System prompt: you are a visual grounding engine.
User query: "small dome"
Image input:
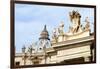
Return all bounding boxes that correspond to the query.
[39,25,50,40]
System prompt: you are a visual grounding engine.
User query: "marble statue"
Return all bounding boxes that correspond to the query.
[58,21,64,35]
[52,28,58,42]
[69,10,81,34]
[84,17,90,31]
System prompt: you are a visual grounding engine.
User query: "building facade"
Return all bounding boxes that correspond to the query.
[15,10,95,66]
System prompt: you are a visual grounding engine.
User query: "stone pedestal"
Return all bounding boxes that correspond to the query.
[84,56,90,62]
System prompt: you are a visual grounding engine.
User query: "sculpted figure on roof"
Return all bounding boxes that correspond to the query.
[69,10,82,34]
[58,21,64,35]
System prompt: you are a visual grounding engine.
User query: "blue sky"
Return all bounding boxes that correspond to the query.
[15,4,94,53]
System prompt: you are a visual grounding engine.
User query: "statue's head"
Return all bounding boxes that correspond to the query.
[59,21,64,27]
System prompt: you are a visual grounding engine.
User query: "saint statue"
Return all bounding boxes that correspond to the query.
[84,17,90,31]
[27,45,35,54]
[52,28,58,42]
[69,10,81,34]
[58,21,64,35]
